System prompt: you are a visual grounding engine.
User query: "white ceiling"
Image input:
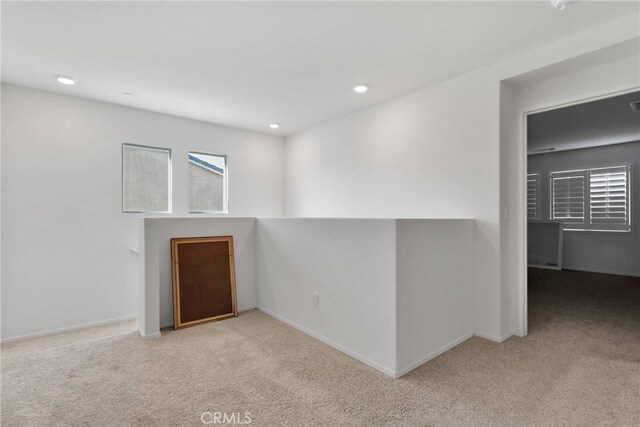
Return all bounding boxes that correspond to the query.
[528,90,640,153]
[2,1,638,136]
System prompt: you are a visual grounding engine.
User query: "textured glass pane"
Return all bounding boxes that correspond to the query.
[123,144,170,212]
[188,152,226,212]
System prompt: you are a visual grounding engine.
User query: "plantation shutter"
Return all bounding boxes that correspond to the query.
[527,173,539,219]
[589,166,630,231]
[551,171,587,227]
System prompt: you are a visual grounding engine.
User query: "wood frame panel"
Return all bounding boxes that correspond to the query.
[171,236,237,330]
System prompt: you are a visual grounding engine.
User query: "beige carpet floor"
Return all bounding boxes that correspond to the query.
[2,269,639,426]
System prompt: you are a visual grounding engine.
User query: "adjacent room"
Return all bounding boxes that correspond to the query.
[525,91,640,415]
[1,1,639,426]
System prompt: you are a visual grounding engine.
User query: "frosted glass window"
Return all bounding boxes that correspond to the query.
[188,152,227,213]
[122,143,171,212]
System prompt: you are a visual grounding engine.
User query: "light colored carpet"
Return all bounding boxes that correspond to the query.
[2,269,638,426]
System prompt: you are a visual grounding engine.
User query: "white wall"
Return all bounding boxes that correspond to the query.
[139,218,157,338]
[395,219,473,375]
[513,54,640,114]
[255,218,475,377]
[286,16,639,341]
[499,82,519,338]
[286,71,502,340]
[527,142,640,277]
[256,218,397,375]
[1,84,285,341]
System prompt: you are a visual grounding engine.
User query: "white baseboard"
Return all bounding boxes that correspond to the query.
[1,315,137,344]
[257,306,397,378]
[140,331,161,340]
[395,333,474,378]
[474,331,513,343]
[238,305,257,312]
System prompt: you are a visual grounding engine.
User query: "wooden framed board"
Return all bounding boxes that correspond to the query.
[171,236,237,329]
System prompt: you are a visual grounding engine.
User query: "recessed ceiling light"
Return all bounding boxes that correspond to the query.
[54,75,77,85]
[269,123,280,129]
[353,84,369,93]
[551,0,565,10]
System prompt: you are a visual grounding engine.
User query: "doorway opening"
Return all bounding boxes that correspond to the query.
[524,90,640,340]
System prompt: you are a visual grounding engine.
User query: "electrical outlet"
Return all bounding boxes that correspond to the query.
[313,291,319,307]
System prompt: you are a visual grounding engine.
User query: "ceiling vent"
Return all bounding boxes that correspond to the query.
[630,101,640,112]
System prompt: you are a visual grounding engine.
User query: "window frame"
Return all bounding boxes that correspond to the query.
[187,151,229,214]
[549,164,631,233]
[121,142,172,214]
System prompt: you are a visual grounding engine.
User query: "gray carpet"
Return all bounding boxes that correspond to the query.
[2,269,639,426]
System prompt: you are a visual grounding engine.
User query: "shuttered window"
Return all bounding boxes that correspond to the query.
[589,166,630,232]
[549,165,631,232]
[551,171,586,227]
[527,173,540,219]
